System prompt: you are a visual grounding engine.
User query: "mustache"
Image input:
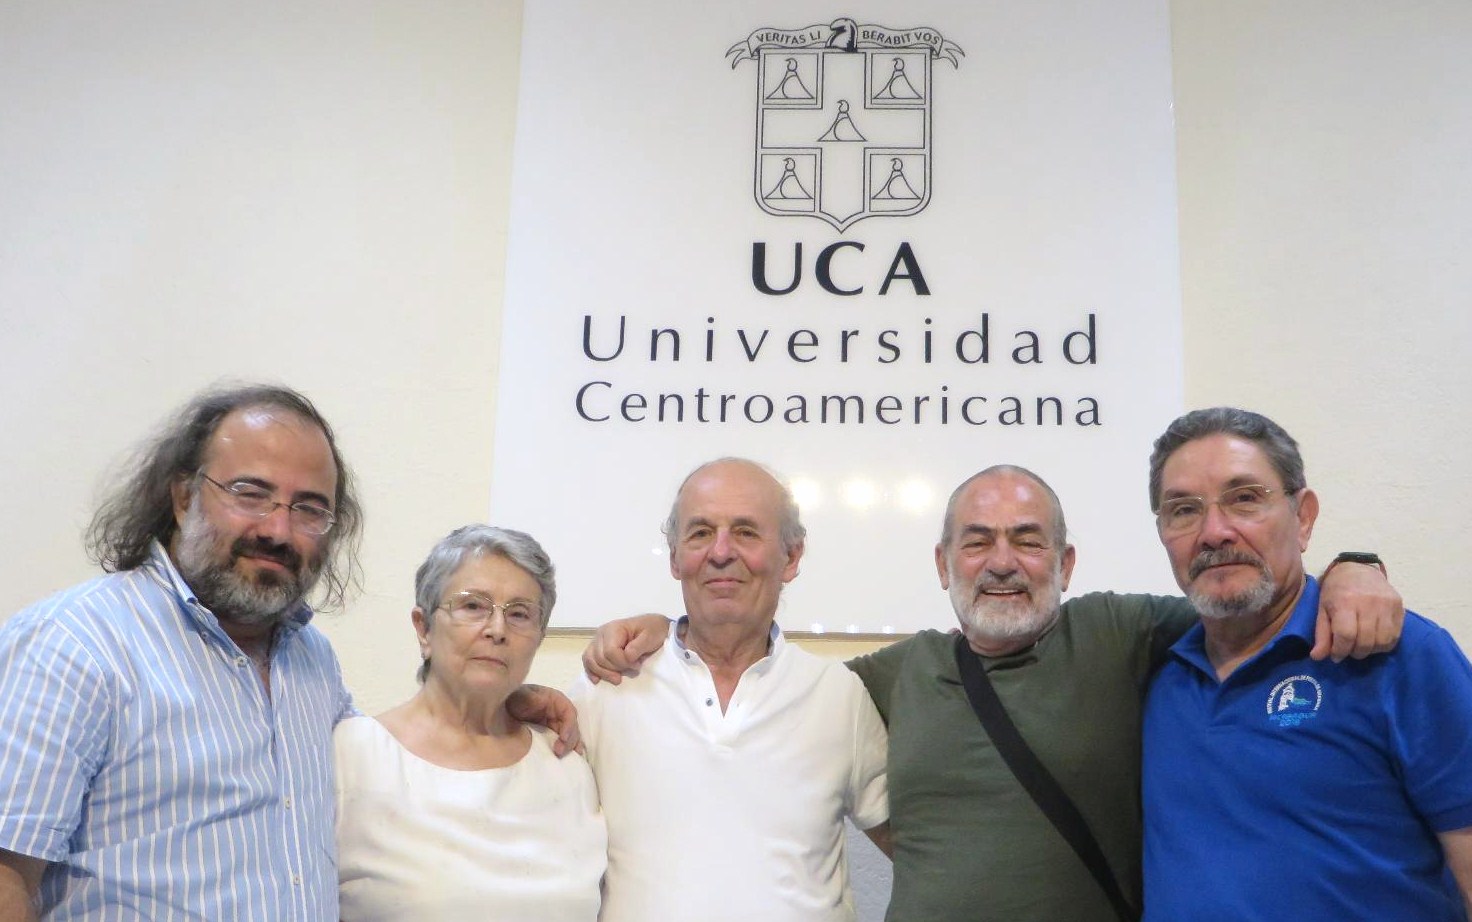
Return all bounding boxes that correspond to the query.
[1188,547,1265,581]
[973,577,1030,600]
[231,536,302,572]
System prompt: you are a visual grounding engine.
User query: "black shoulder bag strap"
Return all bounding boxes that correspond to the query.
[953,634,1139,921]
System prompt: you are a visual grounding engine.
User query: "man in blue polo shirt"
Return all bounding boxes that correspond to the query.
[1141,407,1472,920]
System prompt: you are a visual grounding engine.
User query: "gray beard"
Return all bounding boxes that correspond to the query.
[1189,578,1274,621]
[1183,544,1277,618]
[175,500,313,628]
[951,573,1063,648]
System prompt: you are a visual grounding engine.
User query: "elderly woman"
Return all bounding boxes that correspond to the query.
[334,525,605,921]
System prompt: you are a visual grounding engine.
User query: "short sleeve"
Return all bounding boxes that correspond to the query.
[1389,621,1472,832]
[845,634,916,723]
[0,615,113,861]
[1139,594,1199,669]
[566,674,601,763]
[332,656,360,723]
[846,675,890,830]
[1061,592,1198,674]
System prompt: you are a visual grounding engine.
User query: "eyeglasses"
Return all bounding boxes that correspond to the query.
[436,591,544,635]
[1155,484,1284,536]
[197,472,337,536]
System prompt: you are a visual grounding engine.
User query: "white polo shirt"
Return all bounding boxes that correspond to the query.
[571,621,889,922]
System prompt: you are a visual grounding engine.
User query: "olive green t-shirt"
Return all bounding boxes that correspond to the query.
[846,592,1195,922]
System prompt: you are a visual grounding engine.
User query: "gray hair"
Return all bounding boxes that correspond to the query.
[660,457,806,555]
[413,525,557,683]
[940,464,1068,548]
[86,382,363,610]
[1148,407,1306,510]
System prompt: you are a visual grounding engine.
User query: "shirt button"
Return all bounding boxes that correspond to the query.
[705,698,714,707]
[234,655,249,668]
[283,796,293,809]
[684,652,692,660]
[291,874,302,887]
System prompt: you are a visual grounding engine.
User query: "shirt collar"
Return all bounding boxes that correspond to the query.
[1278,576,1322,645]
[1169,576,1319,679]
[671,615,785,674]
[144,538,315,636]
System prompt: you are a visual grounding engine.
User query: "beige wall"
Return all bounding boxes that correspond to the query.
[1,0,1468,714]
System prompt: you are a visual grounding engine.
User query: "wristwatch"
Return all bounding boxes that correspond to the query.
[1327,551,1387,576]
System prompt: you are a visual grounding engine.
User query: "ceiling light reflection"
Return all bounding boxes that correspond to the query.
[790,477,823,512]
[843,479,879,510]
[897,479,935,514]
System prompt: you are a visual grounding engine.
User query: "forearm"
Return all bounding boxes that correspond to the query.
[1437,827,1472,914]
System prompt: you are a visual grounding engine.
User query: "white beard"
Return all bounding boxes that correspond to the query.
[950,566,1063,648]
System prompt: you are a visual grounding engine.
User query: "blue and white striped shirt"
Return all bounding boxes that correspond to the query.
[0,541,354,920]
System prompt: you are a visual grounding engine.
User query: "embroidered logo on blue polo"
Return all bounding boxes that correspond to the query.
[1266,674,1322,727]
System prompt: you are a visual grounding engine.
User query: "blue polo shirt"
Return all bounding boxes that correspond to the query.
[1142,577,1472,921]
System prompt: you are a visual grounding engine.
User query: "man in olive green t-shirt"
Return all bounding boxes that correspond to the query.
[846,465,1191,921]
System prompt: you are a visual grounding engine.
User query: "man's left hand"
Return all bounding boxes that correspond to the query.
[507,684,582,757]
[1313,561,1404,661]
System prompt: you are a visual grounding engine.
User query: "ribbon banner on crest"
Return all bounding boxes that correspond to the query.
[725,21,965,67]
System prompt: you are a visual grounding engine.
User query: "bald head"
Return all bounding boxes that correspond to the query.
[663,458,806,556]
[941,465,1067,549]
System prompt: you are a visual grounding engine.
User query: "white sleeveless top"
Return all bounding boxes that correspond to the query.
[335,716,606,922]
